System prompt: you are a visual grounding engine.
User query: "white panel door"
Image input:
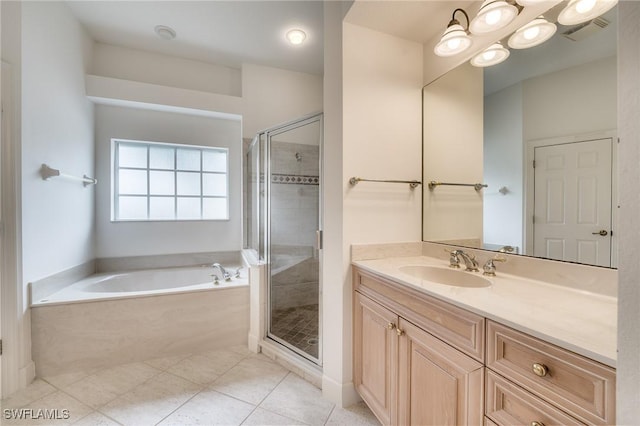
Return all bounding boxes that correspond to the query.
[533,138,612,267]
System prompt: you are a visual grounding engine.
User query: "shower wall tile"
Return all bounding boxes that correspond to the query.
[270,142,319,177]
[272,281,318,310]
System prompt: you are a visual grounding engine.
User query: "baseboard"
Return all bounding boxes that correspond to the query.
[259,339,323,388]
[19,361,36,388]
[321,374,361,408]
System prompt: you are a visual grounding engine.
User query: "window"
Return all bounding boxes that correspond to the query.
[113,139,229,221]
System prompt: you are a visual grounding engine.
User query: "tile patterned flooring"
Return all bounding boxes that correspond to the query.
[270,305,319,359]
[0,346,380,426]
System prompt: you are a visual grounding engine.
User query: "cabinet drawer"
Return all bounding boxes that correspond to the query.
[486,370,585,426]
[487,321,615,425]
[354,268,485,361]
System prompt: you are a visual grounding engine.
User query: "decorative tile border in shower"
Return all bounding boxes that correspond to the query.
[271,174,319,185]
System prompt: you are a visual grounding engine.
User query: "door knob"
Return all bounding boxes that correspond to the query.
[592,230,608,236]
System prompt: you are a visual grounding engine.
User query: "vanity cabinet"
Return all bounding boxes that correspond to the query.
[486,321,616,425]
[353,268,484,425]
[352,266,616,426]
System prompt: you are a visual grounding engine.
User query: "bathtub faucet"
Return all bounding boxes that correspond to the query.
[211,263,232,281]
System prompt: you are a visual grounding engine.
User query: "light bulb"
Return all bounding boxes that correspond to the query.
[523,26,540,40]
[286,29,306,45]
[576,0,597,13]
[483,50,497,61]
[447,38,462,50]
[485,9,502,25]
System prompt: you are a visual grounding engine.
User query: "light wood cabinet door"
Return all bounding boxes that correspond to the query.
[354,291,398,425]
[397,319,484,426]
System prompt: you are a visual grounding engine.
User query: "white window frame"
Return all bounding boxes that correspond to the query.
[112,138,229,222]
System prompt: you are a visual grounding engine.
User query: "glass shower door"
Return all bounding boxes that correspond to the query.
[266,114,322,364]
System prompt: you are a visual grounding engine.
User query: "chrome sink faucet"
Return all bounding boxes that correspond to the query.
[211,263,232,281]
[483,256,507,277]
[447,249,479,272]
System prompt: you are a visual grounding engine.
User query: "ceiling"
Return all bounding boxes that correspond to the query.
[344,1,478,45]
[66,1,325,75]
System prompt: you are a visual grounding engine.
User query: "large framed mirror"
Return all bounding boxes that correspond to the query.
[422,2,617,268]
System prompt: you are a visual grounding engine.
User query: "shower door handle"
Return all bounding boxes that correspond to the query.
[316,230,323,250]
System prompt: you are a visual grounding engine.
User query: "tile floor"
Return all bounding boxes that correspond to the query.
[270,304,319,359]
[0,345,380,426]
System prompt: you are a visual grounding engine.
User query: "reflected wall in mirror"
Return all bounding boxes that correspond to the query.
[423,3,617,268]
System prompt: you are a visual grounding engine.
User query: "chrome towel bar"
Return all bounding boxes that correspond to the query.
[40,164,97,187]
[428,181,487,191]
[349,177,422,189]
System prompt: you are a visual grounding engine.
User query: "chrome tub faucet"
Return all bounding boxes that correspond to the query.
[211,263,232,281]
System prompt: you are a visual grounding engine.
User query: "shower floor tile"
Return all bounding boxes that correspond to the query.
[271,304,319,359]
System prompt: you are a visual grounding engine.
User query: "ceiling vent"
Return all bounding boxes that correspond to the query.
[562,17,609,42]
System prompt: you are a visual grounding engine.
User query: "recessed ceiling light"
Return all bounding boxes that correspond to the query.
[286,29,307,45]
[155,25,176,41]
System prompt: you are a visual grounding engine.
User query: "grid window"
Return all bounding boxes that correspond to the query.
[113,139,229,221]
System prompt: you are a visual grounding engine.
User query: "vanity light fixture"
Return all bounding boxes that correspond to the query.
[469,0,519,35]
[508,16,557,49]
[558,0,618,25]
[515,0,550,6]
[470,41,510,67]
[434,8,473,57]
[286,29,307,45]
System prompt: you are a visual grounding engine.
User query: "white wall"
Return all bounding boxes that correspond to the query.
[91,43,241,97]
[18,0,95,390]
[523,56,617,141]
[483,82,523,250]
[481,56,617,252]
[321,0,349,406]
[423,63,484,243]
[617,1,640,421]
[241,63,323,138]
[1,0,27,397]
[95,105,242,258]
[21,1,95,284]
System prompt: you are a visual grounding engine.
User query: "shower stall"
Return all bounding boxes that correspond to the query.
[244,113,322,364]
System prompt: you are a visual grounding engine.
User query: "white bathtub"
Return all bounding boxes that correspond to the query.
[30,264,250,376]
[33,265,247,305]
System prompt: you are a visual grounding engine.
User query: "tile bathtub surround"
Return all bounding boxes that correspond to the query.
[29,260,97,305]
[31,287,249,377]
[30,251,245,306]
[0,347,380,426]
[96,250,242,273]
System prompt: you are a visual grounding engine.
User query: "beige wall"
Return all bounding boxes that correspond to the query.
[322,20,423,406]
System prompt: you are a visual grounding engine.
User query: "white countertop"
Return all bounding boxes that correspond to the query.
[353,255,617,368]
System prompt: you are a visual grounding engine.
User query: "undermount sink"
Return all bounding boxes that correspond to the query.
[398,265,491,288]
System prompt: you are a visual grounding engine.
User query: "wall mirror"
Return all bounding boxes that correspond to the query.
[422,2,617,268]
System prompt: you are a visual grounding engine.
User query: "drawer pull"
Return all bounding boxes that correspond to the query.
[532,363,549,377]
[386,322,396,330]
[531,422,545,426]
[396,328,405,336]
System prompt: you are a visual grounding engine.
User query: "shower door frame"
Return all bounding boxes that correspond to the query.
[264,112,323,366]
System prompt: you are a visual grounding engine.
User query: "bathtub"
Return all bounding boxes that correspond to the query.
[30,265,250,377]
[32,265,247,305]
